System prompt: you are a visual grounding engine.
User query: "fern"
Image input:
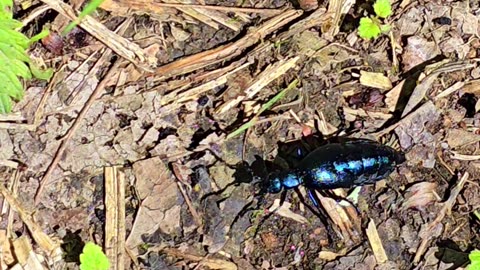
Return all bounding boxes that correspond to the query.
[0,0,53,114]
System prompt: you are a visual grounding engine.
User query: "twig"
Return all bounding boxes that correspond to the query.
[0,182,61,260]
[153,9,302,80]
[34,58,122,205]
[40,0,153,71]
[153,2,282,15]
[21,5,51,27]
[175,181,203,231]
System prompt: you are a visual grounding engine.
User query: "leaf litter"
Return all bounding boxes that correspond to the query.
[2,0,480,269]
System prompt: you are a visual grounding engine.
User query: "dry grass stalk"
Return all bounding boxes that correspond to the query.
[160,62,251,105]
[40,0,154,71]
[162,248,237,270]
[105,166,126,270]
[0,184,62,263]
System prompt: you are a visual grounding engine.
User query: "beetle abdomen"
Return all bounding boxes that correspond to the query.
[297,140,404,189]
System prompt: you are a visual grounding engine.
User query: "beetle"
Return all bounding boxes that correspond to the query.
[263,139,405,204]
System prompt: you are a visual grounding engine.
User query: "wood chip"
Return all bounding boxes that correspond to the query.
[359,71,393,91]
[269,199,309,224]
[11,236,44,269]
[461,79,480,95]
[154,10,302,80]
[0,230,15,265]
[315,191,362,245]
[385,79,405,112]
[366,219,388,264]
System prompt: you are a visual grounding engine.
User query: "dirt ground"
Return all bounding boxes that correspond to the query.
[1,0,480,269]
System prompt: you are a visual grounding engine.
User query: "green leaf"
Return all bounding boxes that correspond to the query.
[469,250,480,270]
[380,24,391,33]
[29,28,50,44]
[0,27,30,48]
[358,17,381,39]
[0,18,22,30]
[63,0,105,35]
[373,0,392,19]
[79,242,110,270]
[0,92,12,113]
[11,59,32,79]
[29,63,53,81]
[0,6,52,114]
[0,42,31,63]
[0,0,12,20]
[0,72,22,100]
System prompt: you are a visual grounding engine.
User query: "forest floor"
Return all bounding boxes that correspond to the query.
[1,0,480,269]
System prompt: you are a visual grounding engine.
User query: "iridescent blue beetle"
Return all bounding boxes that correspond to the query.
[264,140,405,202]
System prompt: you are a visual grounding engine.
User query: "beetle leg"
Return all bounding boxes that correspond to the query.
[307,188,319,207]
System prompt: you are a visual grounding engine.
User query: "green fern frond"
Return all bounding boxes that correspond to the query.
[0,2,52,114]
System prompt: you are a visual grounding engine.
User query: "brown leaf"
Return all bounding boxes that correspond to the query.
[127,157,183,256]
[402,182,438,210]
[401,36,438,72]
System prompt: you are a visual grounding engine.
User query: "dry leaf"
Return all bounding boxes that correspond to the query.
[402,36,438,72]
[402,182,439,210]
[127,157,183,256]
[318,248,348,261]
[170,24,191,42]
